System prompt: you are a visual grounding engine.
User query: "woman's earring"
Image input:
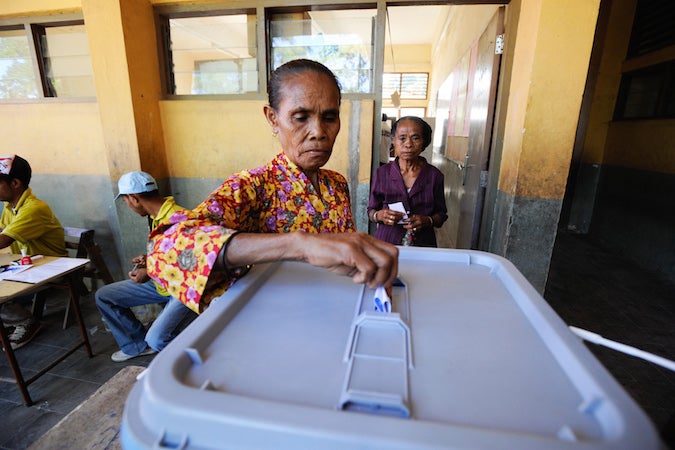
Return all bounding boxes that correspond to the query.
[272,129,278,137]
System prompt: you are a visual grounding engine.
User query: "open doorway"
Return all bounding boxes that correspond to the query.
[383,4,504,249]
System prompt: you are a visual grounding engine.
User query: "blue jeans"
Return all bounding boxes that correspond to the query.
[95,279,196,355]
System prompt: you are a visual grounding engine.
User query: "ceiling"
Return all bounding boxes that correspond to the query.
[308,5,450,46]
[171,5,452,59]
[385,5,449,45]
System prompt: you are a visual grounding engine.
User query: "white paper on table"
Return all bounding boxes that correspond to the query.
[3,257,89,283]
[387,202,408,224]
[0,264,31,281]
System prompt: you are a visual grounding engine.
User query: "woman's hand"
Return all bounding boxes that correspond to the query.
[403,214,433,232]
[221,231,399,290]
[379,208,405,226]
[300,232,399,289]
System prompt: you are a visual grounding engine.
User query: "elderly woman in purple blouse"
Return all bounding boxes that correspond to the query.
[367,116,448,247]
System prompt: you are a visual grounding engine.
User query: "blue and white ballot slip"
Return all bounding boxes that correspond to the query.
[373,286,391,313]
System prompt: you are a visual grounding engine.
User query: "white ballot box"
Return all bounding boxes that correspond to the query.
[121,247,660,449]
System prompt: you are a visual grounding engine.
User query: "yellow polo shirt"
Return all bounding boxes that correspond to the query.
[0,187,68,257]
[150,196,184,296]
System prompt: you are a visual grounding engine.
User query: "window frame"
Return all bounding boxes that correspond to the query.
[156,7,265,100]
[0,15,94,102]
[265,5,378,96]
[614,0,675,120]
[155,4,384,102]
[383,72,429,100]
[614,60,675,120]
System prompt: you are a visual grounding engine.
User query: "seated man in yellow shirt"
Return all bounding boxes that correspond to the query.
[95,171,196,362]
[0,155,68,349]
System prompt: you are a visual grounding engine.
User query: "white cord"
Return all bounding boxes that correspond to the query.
[569,326,675,372]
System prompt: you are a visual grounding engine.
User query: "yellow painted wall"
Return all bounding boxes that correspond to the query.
[160,100,272,178]
[1,0,375,202]
[0,103,107,174]
[384,44,430,67]
[583,0,675,175]
[582,0,636,166]
[3,0,168,181]
[498,0,600,199]
[82,0,142,180]
[357,100,374,183]
[0,0,607,277]
[120,0,169,178]
[0,0,79,17]
[383,44,431,112]
[0,1,105,176]
[605,120,675,173]
[160,99,373,181]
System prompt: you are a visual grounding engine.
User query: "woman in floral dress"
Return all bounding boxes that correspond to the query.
[147,59,398,313]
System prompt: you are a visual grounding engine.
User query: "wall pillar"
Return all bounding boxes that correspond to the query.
[81,0,168,268]
[564,0,636,233]
[486,0,600,292]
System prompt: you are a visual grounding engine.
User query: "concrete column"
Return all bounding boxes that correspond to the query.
[486,0,600,292]
[81,0,168,267]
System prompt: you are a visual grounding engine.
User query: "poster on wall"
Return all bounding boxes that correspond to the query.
[437,40,478,164]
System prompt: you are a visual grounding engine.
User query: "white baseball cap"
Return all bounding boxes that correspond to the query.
[116,171,158,200]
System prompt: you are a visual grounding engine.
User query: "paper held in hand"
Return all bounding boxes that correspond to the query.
[373,285,392,313]
[387,201,408,224]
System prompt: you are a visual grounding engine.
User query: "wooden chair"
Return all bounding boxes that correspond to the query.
[63,227,114,292]
[32,227,114,329]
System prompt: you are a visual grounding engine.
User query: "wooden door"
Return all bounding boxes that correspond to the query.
[434,8,503,249]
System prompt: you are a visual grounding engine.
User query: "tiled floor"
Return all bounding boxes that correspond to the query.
[0,292,153,450]
[0,232,674,449]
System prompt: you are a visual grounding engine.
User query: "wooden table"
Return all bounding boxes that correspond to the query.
[0,254,93,406]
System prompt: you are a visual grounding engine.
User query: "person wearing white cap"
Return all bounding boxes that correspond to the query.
[0,154,68,350]
[95,171,196,362]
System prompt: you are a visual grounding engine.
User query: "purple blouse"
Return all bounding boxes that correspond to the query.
[368,157,448,247]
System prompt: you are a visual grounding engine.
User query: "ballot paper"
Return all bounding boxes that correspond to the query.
[0,264,31,281]
[2,258,88,283]
[373,286,392,313]
[387,202,408,224]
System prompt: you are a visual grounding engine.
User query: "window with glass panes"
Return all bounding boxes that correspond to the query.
[0,22,94,100]
[165,12,258,95]
[268,9,376,94]
[614,0,675,119]
[382,73,428,99]
[0,28,39,99]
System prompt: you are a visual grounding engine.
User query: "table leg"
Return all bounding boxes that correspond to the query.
[0,318,33,406]
[67,274,93,357]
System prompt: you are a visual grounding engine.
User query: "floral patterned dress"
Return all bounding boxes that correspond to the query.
[146,152,355,313]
